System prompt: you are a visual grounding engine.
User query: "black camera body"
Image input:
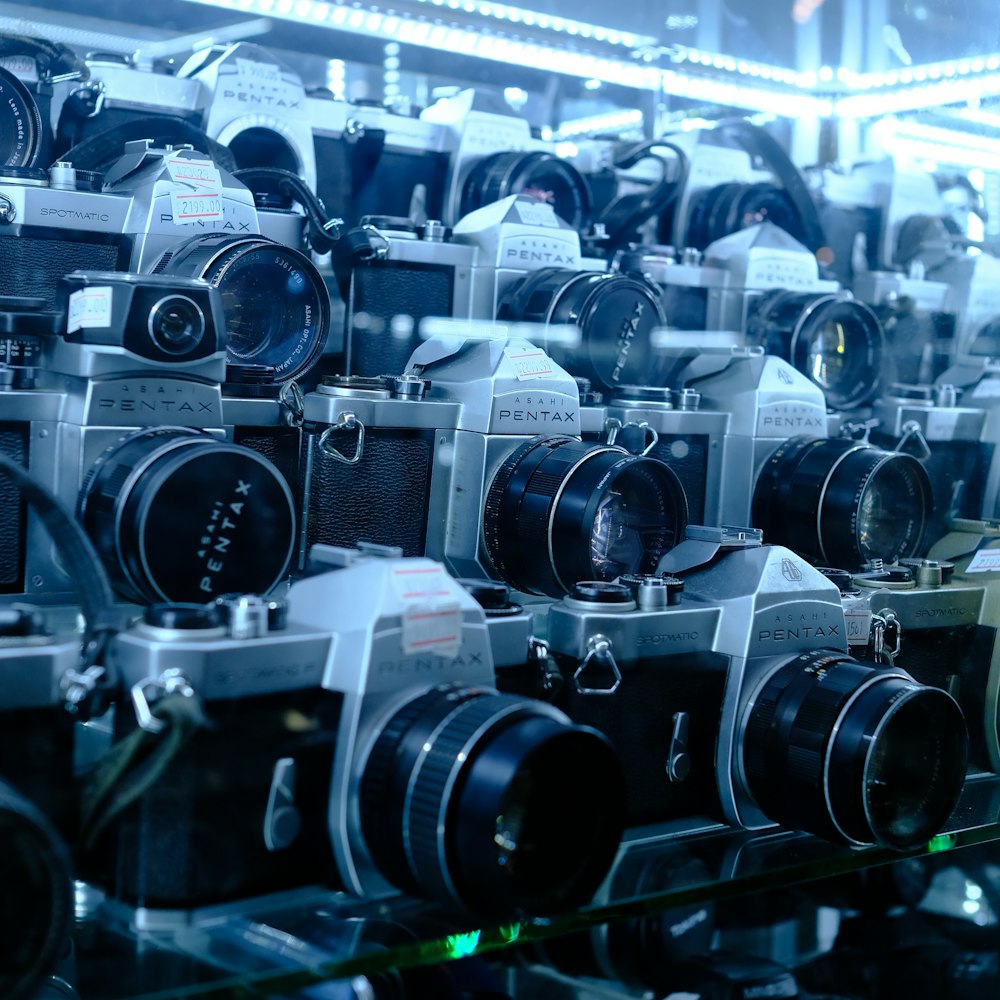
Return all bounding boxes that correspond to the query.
[300,334,687,598]
[510,526,968,849]
[0,270,297,606]
[95,546,623,915]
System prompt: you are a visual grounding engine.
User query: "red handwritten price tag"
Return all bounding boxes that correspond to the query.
[166,156,224,224]
[503,345,556,381]
[967,549,1000,573]
[391,565,462,658]
[67,287,113,333]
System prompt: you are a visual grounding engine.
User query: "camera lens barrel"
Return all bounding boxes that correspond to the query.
[0,780,72,1000]
[499,268,668,393]
[484,436,688,597]
[747,290,885,410]
[752,436,932,569]
[154,233,329,383]
[360,684,624,915]
[78,427,296,603]
[0,68,44,168]
[743,651,968,848]
[460,150,592,232]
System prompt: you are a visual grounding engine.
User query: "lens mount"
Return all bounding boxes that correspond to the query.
[742,651,967,848]
[78,427,296,603]
[155,233,329,383]
[460,150,592,231]
[499,268,667,393]
[748,290,885,410]
[360,684,624,914]
[147,294,206,356]
[0,780,72,1000]
[483,436,687,597]
[0,68,44,168]
[752,436,931,570]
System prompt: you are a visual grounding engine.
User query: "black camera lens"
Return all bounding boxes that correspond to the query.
[78,427,296,603]
[460,151,592,231]
[484,437,687,597]
[155,234,329,383]
[498,268,667,393]
[147,294,206,356]
[0,781,72,1000]
[361,685,624,914]
[747,291,885,410]
[743,651,968,848]
[0,68,44,168]
[683,181,808,250]
[752,436,932,570]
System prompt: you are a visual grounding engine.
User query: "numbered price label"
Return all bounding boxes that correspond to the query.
[67,287,113,333]
[966,548,1000,573]
[503,345,556,381]
[391,565,463,658]
[166,156,224,225]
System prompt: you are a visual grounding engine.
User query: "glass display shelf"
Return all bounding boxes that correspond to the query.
[73,772,1000,999]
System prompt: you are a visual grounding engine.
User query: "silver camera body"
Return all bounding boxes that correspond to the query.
[581,348,829,529]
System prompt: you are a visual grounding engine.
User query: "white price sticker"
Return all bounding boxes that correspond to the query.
[844,609,873,645]
[966,548,1000,573]
[67,287,113,333]
[391,565,463,658]
[166,156,224,224]
[235,57,283,85]
[512,199,560,228]
[503,345,556,381]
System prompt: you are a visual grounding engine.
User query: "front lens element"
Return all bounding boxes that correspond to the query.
[743,652,967,848]
[484,437,688,597]
[748,291,885,410]
[752,436,931,570]
[78,427,296,603]
[148,295,206,356]
[157,235,330,383]
[360,685,624,914]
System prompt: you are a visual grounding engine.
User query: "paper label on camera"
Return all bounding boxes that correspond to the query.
[391,565,463,657]
[844,609,873,644]
[166,156,224,224]
[503,345,556,380]
[965,549,1000,573]
[67,287,113,333]
[235,57,283,85]
[512,199,561,228]
[969,378,1000,399]
[0,56,39,82]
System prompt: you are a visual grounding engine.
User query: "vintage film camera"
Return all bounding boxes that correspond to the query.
[345,194,666,392]
[622,221,886,412]
[92,544,623,915]
[0,139,330,383]
[580,347,931,571]
[0,270,299,606]
[300,330,688,598]
[502,525,968,848]
[176,42,316,193]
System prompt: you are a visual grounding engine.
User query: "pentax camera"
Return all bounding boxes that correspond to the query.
[581,347,932,571]
[299,331,688,598]
[94,544,624,915]
[346,194,666,392]
[622,221,886,411]
[0,139,329,384]
[508,525,968,848]
[0,270,297,605]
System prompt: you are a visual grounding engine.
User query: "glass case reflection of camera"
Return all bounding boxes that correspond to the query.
[622,221,886,412]
[84,544,623,916]
[344,194,667,392]
[581,348,931,572]
[500,525,968,850]
[300,332,688,598]
[0,270,300,606]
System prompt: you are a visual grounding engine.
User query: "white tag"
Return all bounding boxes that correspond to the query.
[166,156,224,224]
[0,55,39,82]
[391,565,462,658]
[503,345,556,380]
[235,57,283,85]
[67,287,113,333]
[512,199,560,228]
[970,378,1000,399]
[844,609,873,644]
[966,548,1000,573]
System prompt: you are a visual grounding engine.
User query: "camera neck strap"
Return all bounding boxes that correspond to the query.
[0,34,87,84]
